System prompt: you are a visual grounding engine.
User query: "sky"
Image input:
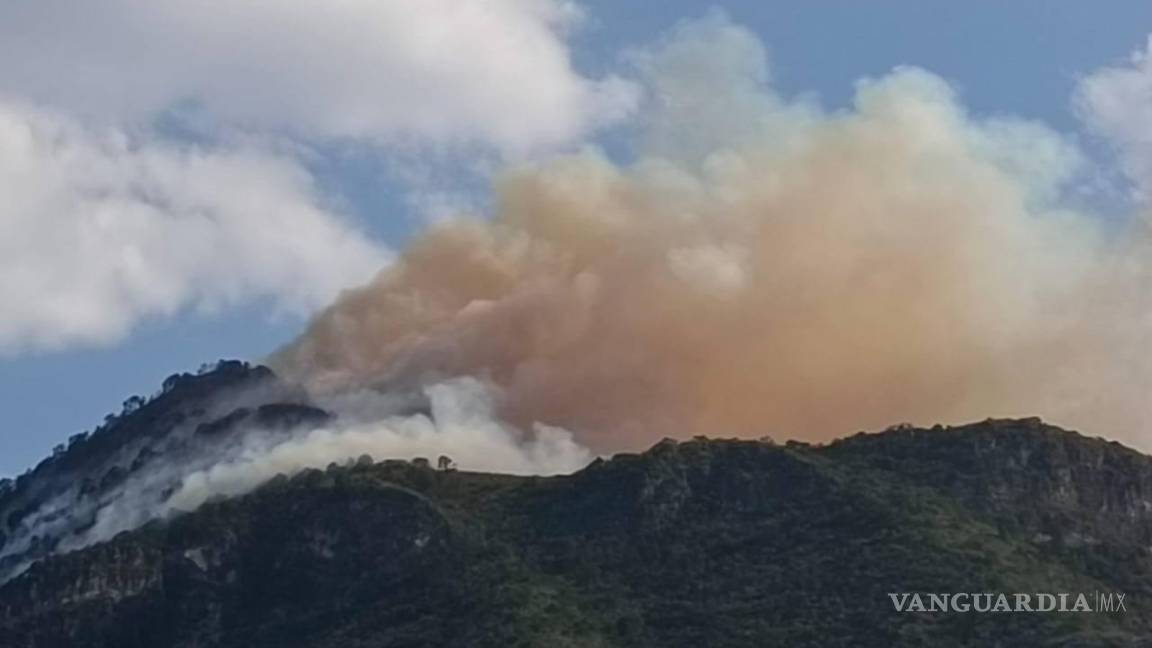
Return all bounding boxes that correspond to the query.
[3,1,1152,476]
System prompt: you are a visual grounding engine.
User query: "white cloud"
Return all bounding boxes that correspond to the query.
[0,101,390,353]
[1076,36,1152,198]
[0,1,637,354]
[0,0,636,154]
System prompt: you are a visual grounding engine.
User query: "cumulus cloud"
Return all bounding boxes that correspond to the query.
[0,101,389,353]
[0,0,636,153]
[273,17,1152,452]
[0,0,641,354]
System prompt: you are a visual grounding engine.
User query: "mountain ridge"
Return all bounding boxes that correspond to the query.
[1,363,1150,646]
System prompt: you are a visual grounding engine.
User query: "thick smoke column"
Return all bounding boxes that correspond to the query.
[274,18,1151,451]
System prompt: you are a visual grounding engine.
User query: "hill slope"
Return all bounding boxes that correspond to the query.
[2,393,1151,646]
[0,361,327,582]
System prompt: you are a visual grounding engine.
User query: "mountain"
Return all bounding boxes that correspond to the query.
[1,364,1151,646]
[0,361,328,583]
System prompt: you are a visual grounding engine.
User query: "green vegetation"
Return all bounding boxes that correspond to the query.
[2,419,1151,646]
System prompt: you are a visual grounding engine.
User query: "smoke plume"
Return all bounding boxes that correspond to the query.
[0,376,589,582]
[5,17,1152,582]
[163,378,589,512]
[273,17,1151,452]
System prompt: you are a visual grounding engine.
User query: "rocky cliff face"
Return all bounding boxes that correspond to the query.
[826,419,1152,550]
[1,400,1150,646]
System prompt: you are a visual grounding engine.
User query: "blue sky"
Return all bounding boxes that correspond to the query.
[3,1,1152,476]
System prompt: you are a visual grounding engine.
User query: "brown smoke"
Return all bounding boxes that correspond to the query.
[272,21,1151,453]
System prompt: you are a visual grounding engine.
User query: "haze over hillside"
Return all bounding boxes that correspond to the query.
[2,381,1150,646]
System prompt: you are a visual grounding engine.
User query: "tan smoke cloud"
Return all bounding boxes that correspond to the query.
[272,17,1151,452]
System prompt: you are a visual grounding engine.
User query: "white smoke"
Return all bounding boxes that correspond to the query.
[0,376,588,582]
[68,378,587,552]
[165,378,588,511]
